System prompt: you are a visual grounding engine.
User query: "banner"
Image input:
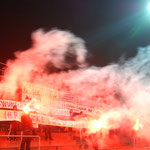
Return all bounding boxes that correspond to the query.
[0,109,84,128]
[0,99,23,109]
[50,101,94,114]
[0,99,94,115]
[22,82,59,102]
[0,82,96,114]
[0,82,98,126]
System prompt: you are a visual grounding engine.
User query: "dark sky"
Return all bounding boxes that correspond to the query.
[1,0,150,66]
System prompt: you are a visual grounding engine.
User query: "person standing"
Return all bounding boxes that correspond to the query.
[8,105,19,141]
[44,125,53,142]
[20,106,33,150]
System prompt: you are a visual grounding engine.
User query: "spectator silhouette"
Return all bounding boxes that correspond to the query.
[20,105,33,150]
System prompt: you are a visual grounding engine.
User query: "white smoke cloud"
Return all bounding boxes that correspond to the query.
[2,29,88,89]
[1,29,150,147]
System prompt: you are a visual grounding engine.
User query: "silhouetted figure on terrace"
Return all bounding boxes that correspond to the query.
[44,125,53,142]
[20,107,33,150]
[8,105,19,141]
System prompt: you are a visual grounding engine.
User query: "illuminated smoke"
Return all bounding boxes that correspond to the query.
[1,29,150,148]
[2,29,87,90]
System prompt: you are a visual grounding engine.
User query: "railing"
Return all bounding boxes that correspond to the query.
[0,135,40,150]
[79,136,150,150]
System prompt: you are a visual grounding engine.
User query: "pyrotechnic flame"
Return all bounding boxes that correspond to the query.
[133,119,143,131]
[23,103,31,114]
[88,118,106,133]
[87,110,123,134]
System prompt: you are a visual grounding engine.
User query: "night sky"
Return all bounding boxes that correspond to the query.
[1,0,150,66]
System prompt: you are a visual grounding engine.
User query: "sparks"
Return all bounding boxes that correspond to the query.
[23,103,31,114]
[87,118,106,133]
[133,119,143,131]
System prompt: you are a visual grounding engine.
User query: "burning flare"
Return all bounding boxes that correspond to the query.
[133,119,143,131]
[88,118,106,133]
[23,103,31,114]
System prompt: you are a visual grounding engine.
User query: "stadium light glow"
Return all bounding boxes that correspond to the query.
[148,2,150,11]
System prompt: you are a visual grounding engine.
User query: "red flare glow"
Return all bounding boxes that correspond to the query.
[87,118,106,133]
[133,119,143,131]
[23,103,31,114]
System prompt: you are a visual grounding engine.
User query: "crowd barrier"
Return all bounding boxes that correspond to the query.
[0,134,40,150]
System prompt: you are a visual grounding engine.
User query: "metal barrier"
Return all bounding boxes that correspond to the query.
[0,134,40,150]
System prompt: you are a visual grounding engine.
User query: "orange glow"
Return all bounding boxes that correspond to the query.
[133,119,143,131]
[88,118,106,133]
[23,103,31,114]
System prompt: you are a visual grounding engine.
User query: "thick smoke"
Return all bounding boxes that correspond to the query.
[2,29,87,90]
[1,29,150,148]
